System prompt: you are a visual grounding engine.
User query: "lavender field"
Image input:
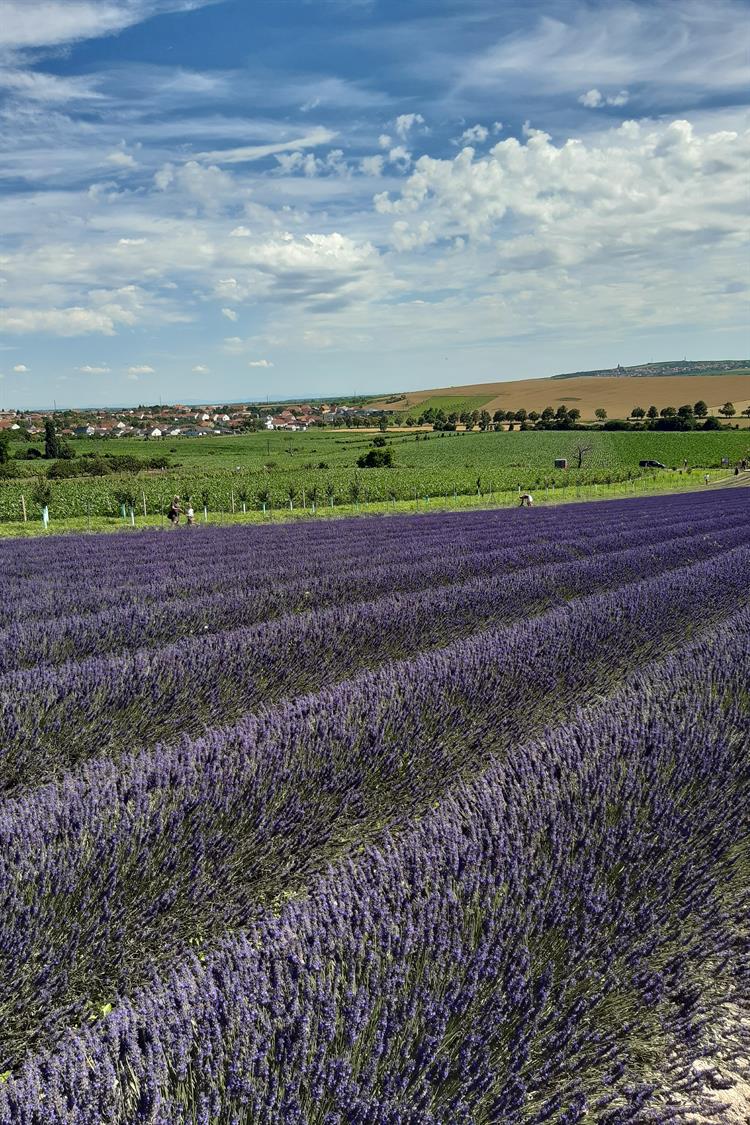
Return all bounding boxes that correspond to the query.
[0,490,748,1124]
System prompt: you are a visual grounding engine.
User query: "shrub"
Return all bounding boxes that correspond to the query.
[357,448,393,468]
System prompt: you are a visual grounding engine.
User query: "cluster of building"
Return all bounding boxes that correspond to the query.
[0,401,382,439]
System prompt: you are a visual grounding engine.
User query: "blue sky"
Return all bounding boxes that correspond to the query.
[0,0,748,408]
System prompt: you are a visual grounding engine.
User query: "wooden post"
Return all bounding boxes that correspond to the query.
[20,494,27,522]
[231,489,235,514]
[142,490,147,517]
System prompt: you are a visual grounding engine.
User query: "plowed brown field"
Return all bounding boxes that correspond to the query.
[373,374,750,420]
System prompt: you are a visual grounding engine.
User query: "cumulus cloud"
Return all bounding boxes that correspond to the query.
[221,307,238,321]
[0,304,136,335]
[12,363,28,372]
[457,124,489,145]
[77,364,110,374]
[374,118,750,295]
[387,145,411,170]
[192,364,210,373]
[579,88,629,108]
[106,149,137,168]
[248,359,273,367]
[359,154,385,176]
[126,364,155,379]
[394,113,425,139]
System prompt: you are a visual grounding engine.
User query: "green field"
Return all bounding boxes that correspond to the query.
[1,429,748,522]
[405,394,495,415]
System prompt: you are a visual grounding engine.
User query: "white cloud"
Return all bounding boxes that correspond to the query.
[359,154,385,176]
[127,364,155,378]
[387,145,411,169]
[248,358,273,367]
[192,364,210,373]
[12,363,28,372]
[0,67,101,102]
[373,118,750,327]
[579,88,630,108]
[106,149,138,168]
[394,113,425,139]
[457,124,489,145]
[221,307,238,321]
[230,226,252,237]
[579,89,604,108]
[459,2,748,96]
[0,304,135,335]
[77,364,110,374]
[196,128,336,165]
[378,134,392,149]
[0,1,216,51]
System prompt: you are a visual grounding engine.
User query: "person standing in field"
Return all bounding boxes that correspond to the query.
[519,492,534,507]
[167,495,181,525]
[186,503,195,526]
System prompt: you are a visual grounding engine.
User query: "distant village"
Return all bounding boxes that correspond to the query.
[0,401,388,440]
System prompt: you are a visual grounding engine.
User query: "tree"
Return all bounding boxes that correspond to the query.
[595,408,607,421]
[357,448,393,468]
[541,406,555,421]
[703,416,722,430]
[31,477,52,512]
[479,410,491,431]
[573,443,592,469]
[567,408,581,423]
[0,432,9,464]
[742,406,750,419]
[514,409,527,423]
[660,406,677,419]
[555,405,568,420]
[378,414,388,432]
[372,435,387,447]
[647,406,659,420]
[694,400,708,418]
[677,404,694,419]
[631,406,646,419]
[719,401,736,418]
[492,410,504,423]
[44,418,60,460]
[528,410,540,423]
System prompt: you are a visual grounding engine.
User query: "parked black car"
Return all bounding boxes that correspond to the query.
[639,459,667,468]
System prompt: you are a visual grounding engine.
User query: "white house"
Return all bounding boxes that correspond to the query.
[264,415,275,429]
[149,427,163,438]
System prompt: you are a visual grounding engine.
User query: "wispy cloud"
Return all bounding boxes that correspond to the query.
[196,128,337,165]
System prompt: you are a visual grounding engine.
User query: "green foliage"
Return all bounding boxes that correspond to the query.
[0,430,748,521]
[358,448,393,468]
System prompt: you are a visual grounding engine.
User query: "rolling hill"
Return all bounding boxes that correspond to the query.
[372,372,750,421]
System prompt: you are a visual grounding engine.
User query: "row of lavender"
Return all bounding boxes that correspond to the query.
[0,491,748,1121]
[2,501,747,670]
[1,602,748,1121]
[1,521,747,796]
[1,491,743,620]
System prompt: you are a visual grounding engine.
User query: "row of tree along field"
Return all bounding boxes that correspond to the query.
[416,400,747,431]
